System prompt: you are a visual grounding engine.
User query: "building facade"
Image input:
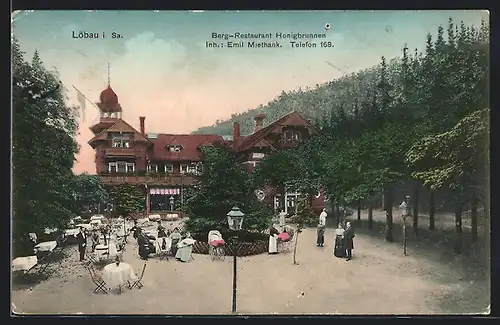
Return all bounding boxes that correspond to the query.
[89,85,325,216]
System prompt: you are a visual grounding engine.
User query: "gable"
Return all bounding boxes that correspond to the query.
[237,111,317,152]
[268,112,312,133]
[88,119,152,146]
[252,138,275,150]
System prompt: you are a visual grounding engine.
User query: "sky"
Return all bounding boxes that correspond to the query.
[12,10,488,174]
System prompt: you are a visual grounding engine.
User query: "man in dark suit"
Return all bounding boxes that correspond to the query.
[76,227,87,262]
[344,221,355,261]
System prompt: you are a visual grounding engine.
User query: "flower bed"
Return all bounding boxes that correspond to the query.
[192,240,268,257]
[192,232,269,256]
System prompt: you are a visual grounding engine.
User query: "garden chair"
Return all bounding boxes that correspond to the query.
[156,239,170,261]
[87,250,99,264]
[129,260,147,289]
[86,264,108,294]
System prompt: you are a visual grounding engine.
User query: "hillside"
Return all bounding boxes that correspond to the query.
[191,59,402,135]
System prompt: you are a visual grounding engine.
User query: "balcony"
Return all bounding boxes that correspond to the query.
[98,172,197,186]
[104,147,136,157]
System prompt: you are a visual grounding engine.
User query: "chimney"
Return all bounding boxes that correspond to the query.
[232,122,240,150]
[254,114,265,133]
[139,116,145,135]
[232,122,240,138]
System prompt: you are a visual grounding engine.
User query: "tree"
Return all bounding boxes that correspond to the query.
[70,173,110,213]
[192,17,489,255]
[406,108,489,251]
[12,38,79,254]
[184,145,272,236]
[252,148,304,210]
[106,184,145,217]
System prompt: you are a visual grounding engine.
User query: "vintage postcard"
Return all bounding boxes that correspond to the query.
[11,10,490,315]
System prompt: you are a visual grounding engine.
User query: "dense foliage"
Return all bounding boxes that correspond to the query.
[12,37,80,254]
[183,145,272,236]
[243,18,489,249]
[106,184,145,217]
[70,173,110,213]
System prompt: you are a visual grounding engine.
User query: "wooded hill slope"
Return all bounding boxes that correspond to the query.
[192,18,488,136]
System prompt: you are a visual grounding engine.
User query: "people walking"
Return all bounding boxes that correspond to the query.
[334,223,345,258]
[157,220,167,250]
[268,227,280,254]
[344,221,355,261]
[317,208,327,247]
[90,229,99,253]
[76,227,87,262]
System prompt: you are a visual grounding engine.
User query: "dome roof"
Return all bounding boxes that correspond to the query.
[99,86,118,106]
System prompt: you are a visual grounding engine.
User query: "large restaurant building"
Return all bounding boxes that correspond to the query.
[89,84,325,216]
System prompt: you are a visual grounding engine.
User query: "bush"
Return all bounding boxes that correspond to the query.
[183,146,273,239]
[290,198,318,227]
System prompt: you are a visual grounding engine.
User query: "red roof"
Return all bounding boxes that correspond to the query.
[237,111,316,151]
[149,134,226,161]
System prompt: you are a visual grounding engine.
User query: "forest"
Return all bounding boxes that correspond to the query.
[196,18,490,252]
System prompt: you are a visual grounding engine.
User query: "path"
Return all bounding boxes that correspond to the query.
[11,226,487,315]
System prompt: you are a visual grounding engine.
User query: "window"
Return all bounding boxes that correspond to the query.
[286,195,297,208]
[252,152,265,159]
[284,130,300,141]
[108,162,117,173]
[167,145,183,152]
[108,161,135,173]
[196,163,203,174]
[111,133,131,148]
[147,164,158,173]
[164,164,174,174]
[126,163,135,173]
[180,163,202,175]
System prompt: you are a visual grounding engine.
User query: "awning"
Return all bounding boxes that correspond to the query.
[150,188,181,195]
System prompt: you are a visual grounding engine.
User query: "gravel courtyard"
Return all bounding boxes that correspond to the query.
[11,220,489,315]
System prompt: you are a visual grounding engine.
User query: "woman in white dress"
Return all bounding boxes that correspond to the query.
[268,227,280,254]
[175,233,196,262]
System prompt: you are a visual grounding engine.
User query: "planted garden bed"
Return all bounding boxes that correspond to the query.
[192,232,268,256]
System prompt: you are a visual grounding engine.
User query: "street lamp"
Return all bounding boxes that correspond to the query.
[227,206,245,314]
[400,196,411,256]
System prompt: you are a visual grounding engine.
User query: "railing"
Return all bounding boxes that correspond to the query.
[98,173,197,185]
[104,147,136,157]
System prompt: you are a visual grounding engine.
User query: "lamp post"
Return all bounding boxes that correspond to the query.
[400,196,411,256]
[226,206,245,314]
[169,196,175,212]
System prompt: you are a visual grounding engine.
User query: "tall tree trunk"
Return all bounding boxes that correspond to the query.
[454,202,463,254]
[402,216,408,256]
[278,184,286,213]
[368,198,373,229]
[483,192,490,243]
[335,200,340,223]
[357,199,361,221]
[380,193,385,211]
[384,187,394,242]
[429,191,435,230]
[471,195,478,242]
[412,183,420,236]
